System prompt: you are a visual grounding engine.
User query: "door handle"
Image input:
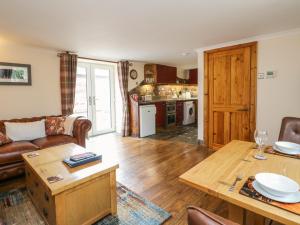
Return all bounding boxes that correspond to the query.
[237,108,249,112]
[93,96,96,105]
[88,96,92,106]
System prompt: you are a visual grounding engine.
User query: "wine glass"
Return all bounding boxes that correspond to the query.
[254,129,268,160]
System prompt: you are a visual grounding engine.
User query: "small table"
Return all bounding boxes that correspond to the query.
[179,140,300,225]
[22,143,119,225]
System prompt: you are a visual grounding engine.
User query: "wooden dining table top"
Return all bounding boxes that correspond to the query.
[179,140,300,225]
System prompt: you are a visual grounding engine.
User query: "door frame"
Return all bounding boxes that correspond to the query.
[90,63,116,136]
[203,42,257,148]
[76,61,116,136]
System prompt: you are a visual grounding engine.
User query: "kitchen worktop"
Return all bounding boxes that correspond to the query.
[139,97,198,105]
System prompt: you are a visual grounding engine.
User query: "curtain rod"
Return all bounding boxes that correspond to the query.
[57,53,134,65]
[78,56,117,64]
[57,53,117,64]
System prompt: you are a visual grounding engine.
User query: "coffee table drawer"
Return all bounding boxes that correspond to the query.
[25,165,56,225]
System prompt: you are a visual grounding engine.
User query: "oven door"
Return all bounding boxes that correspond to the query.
[166,113,176,126]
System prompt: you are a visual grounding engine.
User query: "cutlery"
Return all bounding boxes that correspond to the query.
[228,175,243,192]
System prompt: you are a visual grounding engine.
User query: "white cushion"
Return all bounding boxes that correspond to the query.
[5,120,46,141]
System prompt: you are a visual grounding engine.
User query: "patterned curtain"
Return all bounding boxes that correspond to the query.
[117,61,130,136]
[60,53,78,115]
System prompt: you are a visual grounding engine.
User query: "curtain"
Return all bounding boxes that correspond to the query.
[60,53,78,115]
[117,61,130,136]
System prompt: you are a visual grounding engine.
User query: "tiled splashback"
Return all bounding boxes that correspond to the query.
[135,84,198,97]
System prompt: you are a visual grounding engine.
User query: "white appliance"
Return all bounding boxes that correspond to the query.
[183,101,195,125]
[139,105,156,137]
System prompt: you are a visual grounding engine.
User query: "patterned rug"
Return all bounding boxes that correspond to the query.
[0,184,171,225]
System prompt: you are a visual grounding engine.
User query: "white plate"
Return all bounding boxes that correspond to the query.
[255,173,299,197]
[275,141,300,152]
[273,145,300,155]
[253,181,300,203]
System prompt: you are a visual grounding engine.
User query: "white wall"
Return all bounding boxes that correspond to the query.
[257,33,300,143]
[0,41,60,119]
[128,61,145,91]
[197,31,300,144]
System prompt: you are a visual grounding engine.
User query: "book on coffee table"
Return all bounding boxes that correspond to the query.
[63,154,102,168]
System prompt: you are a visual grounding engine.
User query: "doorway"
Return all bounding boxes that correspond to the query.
[74,62,116,136]
[204,42,257,150]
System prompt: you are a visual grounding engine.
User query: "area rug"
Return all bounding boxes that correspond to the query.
[0,183,171,225]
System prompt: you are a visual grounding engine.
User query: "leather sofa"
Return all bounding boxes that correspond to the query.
[187,206,238,225]
[279,117,300,144]
[0,116,92,181]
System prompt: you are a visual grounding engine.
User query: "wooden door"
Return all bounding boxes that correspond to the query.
[205,42,257,150]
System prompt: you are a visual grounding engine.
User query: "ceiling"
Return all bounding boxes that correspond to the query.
[1,0,300,66]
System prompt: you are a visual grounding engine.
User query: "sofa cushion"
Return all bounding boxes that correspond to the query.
[4,120,46,141]
[32,135,77,149]
[0,132,12,146]
[0,141,39,165]
[45,116,66,136]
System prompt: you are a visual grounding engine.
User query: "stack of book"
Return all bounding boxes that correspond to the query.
[63,152,102,168]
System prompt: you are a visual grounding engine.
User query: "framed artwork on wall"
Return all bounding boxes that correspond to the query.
[0,62,31,85]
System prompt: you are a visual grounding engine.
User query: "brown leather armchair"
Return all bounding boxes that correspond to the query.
[0,116,92,181]
[278,117,300,144]
[187,206,238,225]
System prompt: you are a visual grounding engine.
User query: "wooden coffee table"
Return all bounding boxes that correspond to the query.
[22,143,119,225]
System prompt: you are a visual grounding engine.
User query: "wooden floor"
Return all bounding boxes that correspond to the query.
[87,133,228,225]
[0,133,281,225]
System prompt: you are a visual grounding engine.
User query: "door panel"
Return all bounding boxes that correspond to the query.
[230,48,250,106]
[230,112,250,141]
[74,62,115,136]
[212,56,228,105]
[207,43,256,150]
[74,63,91,120]
[213,111,225,146]
[92,65,115,135]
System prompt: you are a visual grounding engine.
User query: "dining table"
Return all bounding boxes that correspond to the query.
[179,140,300,225]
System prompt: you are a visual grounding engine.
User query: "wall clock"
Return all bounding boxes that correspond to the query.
[130,69,138,80]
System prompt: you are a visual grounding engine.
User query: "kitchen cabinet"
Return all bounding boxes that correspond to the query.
[144,64,177,84]
[154,102,166,127]
[176,101,183,125]
[188,69,198,84]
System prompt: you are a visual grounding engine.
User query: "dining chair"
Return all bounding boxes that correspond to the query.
[187,206,239,225]
[278,117,300,144]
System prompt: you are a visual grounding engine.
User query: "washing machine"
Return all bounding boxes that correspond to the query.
[182,101,195,125]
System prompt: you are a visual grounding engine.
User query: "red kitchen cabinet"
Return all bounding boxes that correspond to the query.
[176,101,183,125]
[189,69,198,84]
[156,65,177,84]
[154,102,166,127]
[144,64,177,84]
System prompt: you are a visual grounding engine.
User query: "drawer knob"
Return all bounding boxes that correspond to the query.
[42,208,48,218]
[34,182,39,187]
[44,193,49,202]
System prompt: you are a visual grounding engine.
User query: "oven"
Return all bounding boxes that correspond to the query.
[166,102,176,127]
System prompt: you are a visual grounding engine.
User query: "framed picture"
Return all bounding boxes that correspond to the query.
[0,62,31,85]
